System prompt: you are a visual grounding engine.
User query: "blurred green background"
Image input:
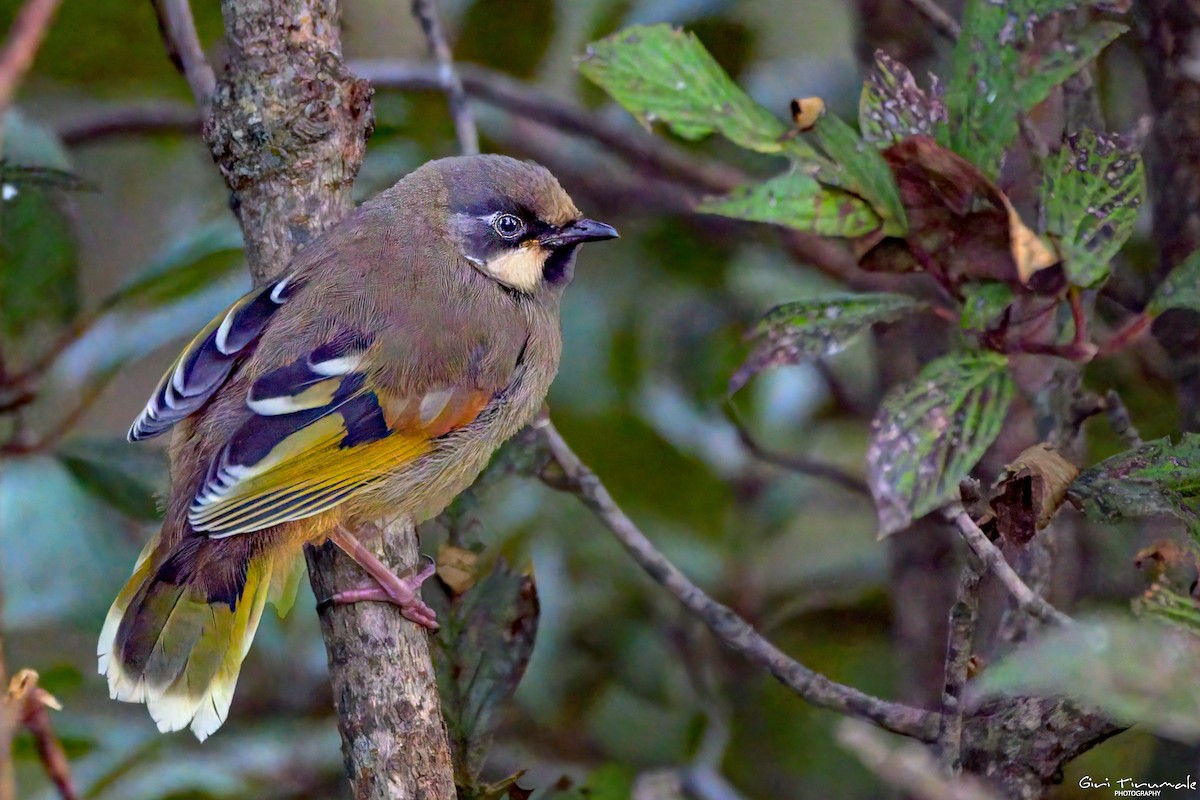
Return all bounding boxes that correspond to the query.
[0,0,1190,797]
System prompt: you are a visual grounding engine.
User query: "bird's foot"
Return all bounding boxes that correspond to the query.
[326,528,440,630]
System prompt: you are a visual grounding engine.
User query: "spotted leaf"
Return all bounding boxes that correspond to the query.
[1042,130,1144,288]
[868,352,1014,536]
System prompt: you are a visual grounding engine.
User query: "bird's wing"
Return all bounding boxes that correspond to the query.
[187,330,496,537]
[128,275,299,441]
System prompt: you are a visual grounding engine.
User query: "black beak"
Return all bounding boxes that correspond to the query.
[540,218,619,249]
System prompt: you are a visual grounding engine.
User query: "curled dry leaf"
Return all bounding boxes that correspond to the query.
[860,136,1058,289]
[437,544,481,595]
[789,97,826,131]
[989,443,1079,546]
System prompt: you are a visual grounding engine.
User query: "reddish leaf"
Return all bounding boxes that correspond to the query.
[860,136,1056,289]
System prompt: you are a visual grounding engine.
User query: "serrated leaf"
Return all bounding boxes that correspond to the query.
[859,51,947,147]
[1068,434,1200,541]
[1136,581,1200,639]
[730,292,926,393]
[975,615,1200,742]
[960,282,1014,334]
[698,168,881,240]
[56,437,167,522]
[578,24,793,155]
[805,112,907,236]
[104,219,245,309]
[1148,249,1200,316]
[867,351,1015,536]
[0,184,78,339]
[430,561,539,790]
[1042,130,1144,288]
[942,0,1126,177]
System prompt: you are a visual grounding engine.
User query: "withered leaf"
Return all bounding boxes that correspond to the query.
[437,544,481,596]
[862,136,1057,288]
[989,443,1079,546]
[430,560,540,788]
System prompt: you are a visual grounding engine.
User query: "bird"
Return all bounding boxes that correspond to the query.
[97,154,618,740]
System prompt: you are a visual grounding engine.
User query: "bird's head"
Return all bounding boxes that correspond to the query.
[432,155,618,295]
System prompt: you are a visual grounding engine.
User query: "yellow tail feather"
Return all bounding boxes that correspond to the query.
[98,541,303,740]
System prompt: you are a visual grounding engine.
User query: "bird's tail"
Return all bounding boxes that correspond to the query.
[97,534,304,740]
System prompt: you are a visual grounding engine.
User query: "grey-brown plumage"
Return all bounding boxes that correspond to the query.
[99,155,618,739]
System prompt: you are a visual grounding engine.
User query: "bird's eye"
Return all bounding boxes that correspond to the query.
[492,213,524,240]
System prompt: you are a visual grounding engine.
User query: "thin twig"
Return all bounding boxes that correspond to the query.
[409,0,478,155]
[0,0,62,120]
[902,0,961,40]
[937,554,983,774]
[55,100,200,145]
[351,59,743,193]
[730,413,870,496]
[537,417,939,741]
[951,509,1072,628]
[1102,389,1142,447]
[837,720,1004,800]
[149,0,215,106]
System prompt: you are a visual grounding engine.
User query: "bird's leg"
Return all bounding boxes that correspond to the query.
[326,526,439,630]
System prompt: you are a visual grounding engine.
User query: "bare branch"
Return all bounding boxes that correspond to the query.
[951,510,1073,628]
[937,555,983,773]
[537,417,939,741]
[0,0,62,120]
[838,720,1004,800]
[901,0,961,40]
[149,0,215,106]
[410,0,478,155]
[56,100,200,145]
[730,412,870,496]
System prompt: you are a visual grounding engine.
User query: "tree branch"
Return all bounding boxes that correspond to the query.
[838,720,1003,800]
[410,0,478,155]
[951,510,1072,628]
[535,417,939,741]
[901,0,960,40]
[149,0,215,106]
[0,0,61,121]
[729,411,870,496]
[198,1,454,796]
[936,554,983,773]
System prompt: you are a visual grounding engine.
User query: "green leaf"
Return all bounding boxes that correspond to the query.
[806,112,907,235]
[1042,130,1144,288]
[699,168,882,240]
[730,292,926,393]
[430,561,539,790]
[104,219,245,309]
[1067,434,1200,541]
[960,282,1014,334]
[1148,249,1200,316]
[867,351,1015,536]
[56,437,167,522]
[1136,582,1200,639]
[859,51,947,148]
[0,184,78,340]
[578,24,794,156]
[941,0,1126,177]
[976,615,1200,742]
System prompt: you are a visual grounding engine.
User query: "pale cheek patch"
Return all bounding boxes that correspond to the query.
[484,244,549,292]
